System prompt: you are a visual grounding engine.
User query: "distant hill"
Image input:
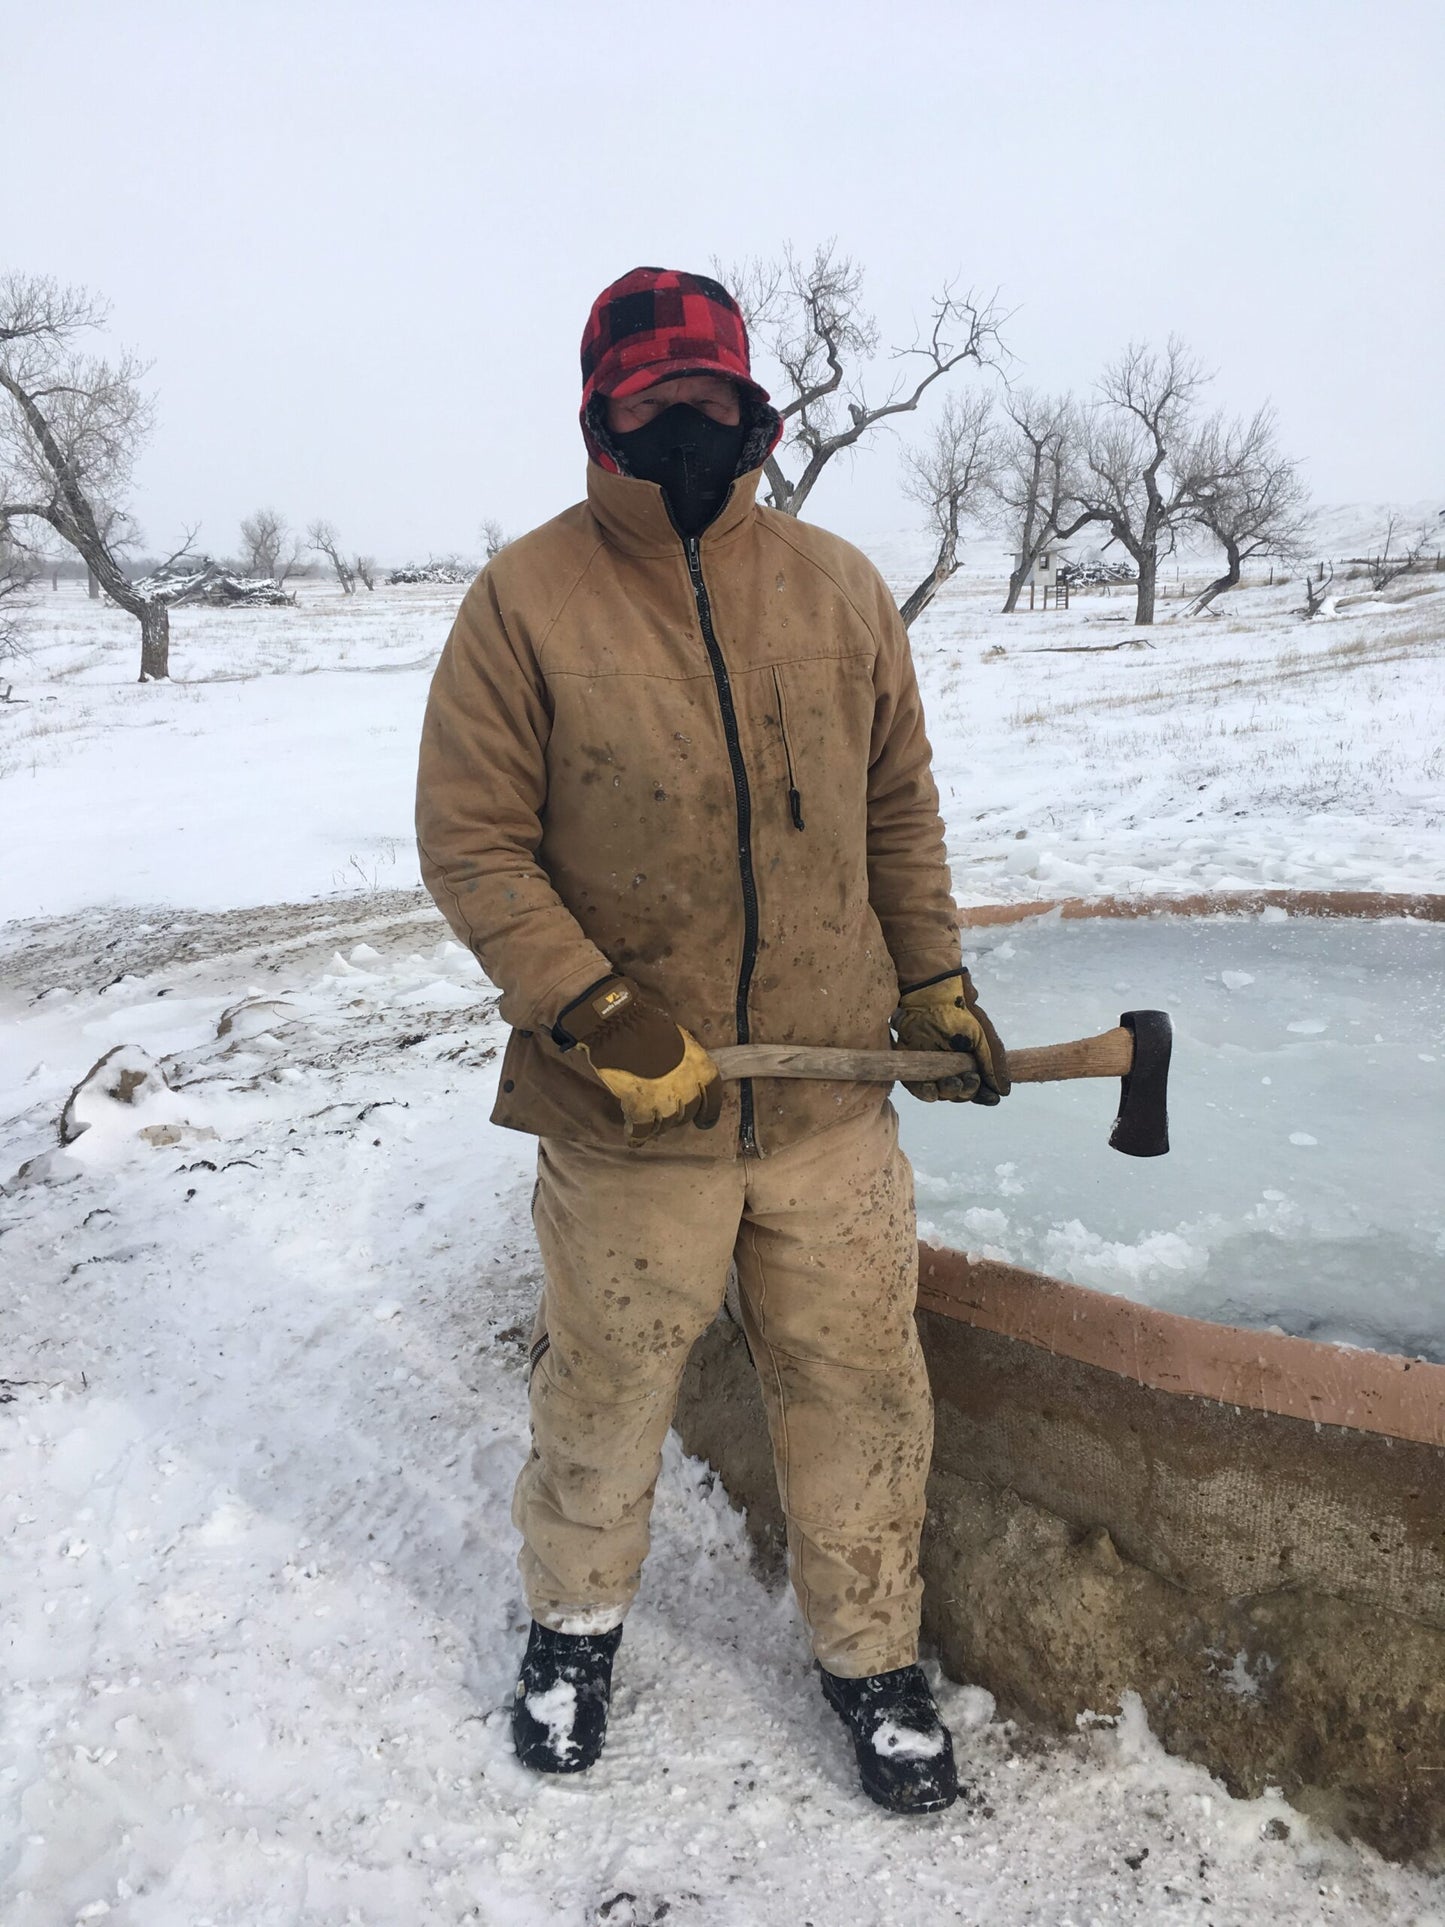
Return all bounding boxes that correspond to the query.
[1301,500,1443,560]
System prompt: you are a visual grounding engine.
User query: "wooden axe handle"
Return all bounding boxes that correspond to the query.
[711,1026,1134,1086]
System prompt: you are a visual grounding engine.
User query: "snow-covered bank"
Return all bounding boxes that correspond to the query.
[3,903,1439,1925]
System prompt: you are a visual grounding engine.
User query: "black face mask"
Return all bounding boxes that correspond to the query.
[610,403,749,537]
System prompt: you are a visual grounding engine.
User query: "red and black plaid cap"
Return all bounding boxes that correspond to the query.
[579,266,782,476]
[581,266,770,411]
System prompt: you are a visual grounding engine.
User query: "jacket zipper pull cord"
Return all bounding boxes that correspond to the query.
[771,666,806,832]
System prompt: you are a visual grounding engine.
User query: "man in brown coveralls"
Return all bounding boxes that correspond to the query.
[416,266,1008,1813]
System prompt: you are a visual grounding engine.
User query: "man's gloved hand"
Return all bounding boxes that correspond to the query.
[892,968,1012,1106]
[552,975,722,1144]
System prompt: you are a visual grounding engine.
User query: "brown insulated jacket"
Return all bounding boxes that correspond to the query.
[415,460,963,1158]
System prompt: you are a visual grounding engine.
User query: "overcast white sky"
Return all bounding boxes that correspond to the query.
[8,0,1442,559]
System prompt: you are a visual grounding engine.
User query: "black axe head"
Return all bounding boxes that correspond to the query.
[1109,1010,1172,1157]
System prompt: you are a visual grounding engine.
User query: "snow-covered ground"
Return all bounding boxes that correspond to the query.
[2,540,1443,1922]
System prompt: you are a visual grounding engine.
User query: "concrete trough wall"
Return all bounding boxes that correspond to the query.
[675,891,1445,1864]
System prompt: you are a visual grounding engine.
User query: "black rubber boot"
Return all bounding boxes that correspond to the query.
[819,1662,959,1814]
[511,1620,623,1773]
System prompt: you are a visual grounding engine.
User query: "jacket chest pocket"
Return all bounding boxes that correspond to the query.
[760,653,876,833]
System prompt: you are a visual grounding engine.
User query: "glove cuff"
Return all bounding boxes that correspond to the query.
[551,974,634,1050]
[553,974,690,1083]
[897,965,966,999]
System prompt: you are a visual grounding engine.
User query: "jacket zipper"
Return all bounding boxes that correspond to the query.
[771,666,805,831]
[684,534,760,1155]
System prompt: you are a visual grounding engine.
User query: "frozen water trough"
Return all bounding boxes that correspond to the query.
[677,889,1445,1863]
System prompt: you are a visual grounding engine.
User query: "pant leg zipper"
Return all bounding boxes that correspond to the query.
[684,534,760,1155]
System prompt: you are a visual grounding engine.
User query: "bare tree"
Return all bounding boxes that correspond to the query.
[0,274,177,679]
[307,518,356,594]
[723,241,1006,521]
[353,554,376,591]
[1067,338,1214,626]
[991,390,1083,613]
[1364,514,1434,592]
[896,393,998,628]
[1183,407,1308,614]
[239,506,302,585]
[0,521,39,663]
[481,517,511,560]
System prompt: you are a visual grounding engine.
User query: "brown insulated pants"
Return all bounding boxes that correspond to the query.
[513,1100,933,1676]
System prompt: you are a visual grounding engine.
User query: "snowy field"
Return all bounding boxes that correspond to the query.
[2,538,1443,1923]
[5,522,1445,924]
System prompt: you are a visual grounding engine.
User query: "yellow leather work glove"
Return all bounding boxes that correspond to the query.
[892,968,1011,1106]
[552,975,722,1144]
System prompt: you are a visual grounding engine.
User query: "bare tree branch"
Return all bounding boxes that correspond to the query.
[717,240,1007,519]
[0,522,40,661]
[896,393,998,627]
[1358,513,1434,592]
[154,523,201,576]
[1302,559,1334,618]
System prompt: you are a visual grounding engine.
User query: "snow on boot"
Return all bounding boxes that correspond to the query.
[819,1662,959,1814]
[511,1619,623,1774]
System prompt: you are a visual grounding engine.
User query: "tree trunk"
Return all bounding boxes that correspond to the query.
[1188,541,1242,615]
[1134,550,1158,626]
[88,570,100,600]
[899,560,945,629]
[1002,449,1047,613]
[899,523,959,630]
[138,601,170,681]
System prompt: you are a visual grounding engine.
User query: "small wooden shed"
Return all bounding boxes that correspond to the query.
[1012,547,1070,609]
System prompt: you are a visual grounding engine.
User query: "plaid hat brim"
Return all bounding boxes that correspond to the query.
[604,357,770,403]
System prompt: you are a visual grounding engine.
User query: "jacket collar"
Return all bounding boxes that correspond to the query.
[585,460,764,560]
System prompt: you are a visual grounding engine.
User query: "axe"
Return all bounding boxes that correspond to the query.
[711,1010,1172,1157]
